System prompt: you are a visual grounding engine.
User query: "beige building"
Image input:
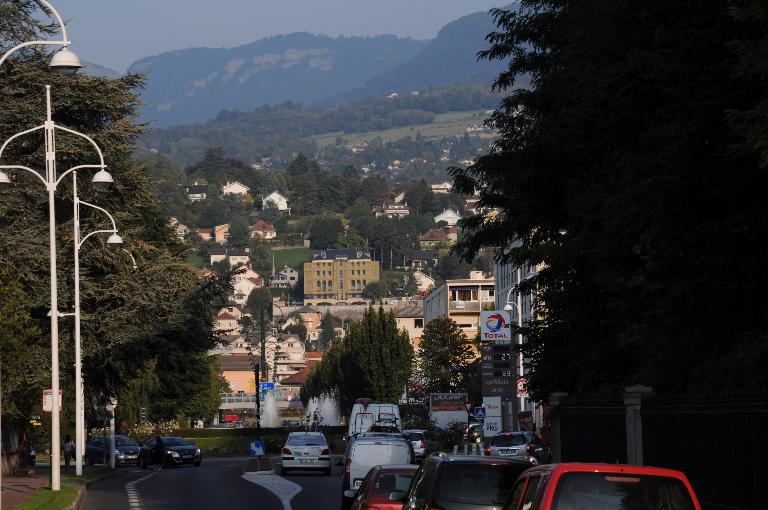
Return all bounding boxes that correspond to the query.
[303,249,380,306]
[423,271,495,340]
[396,305,425,351]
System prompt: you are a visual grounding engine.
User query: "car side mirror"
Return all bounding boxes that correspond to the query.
[343,490,356,499]
[389,490,406,502]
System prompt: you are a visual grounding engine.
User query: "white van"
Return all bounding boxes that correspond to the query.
[340,435,413,510]
[347,399,401,438]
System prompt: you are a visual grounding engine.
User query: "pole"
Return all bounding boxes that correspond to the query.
[45,85,61,491]
[109,410,115,469]
[257,305,265,440]
[72,172,83,476]
[255,363,261,441]
[516,268,525,425]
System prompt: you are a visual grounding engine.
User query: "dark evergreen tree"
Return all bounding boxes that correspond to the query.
[418,317,474,394]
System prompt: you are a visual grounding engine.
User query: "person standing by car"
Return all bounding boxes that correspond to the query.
[62,434,76,470]
[153,435,165,469]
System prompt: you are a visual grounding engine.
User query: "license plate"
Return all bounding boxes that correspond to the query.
[182,455,193,459]
[298,458,316,464]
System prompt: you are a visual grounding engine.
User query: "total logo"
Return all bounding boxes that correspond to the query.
[485,313,507,333]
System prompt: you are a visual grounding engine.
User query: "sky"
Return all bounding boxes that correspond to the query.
[54,1,506,72]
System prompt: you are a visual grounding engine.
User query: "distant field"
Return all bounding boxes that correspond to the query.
[273,247,312,269]
[312,109,493,148]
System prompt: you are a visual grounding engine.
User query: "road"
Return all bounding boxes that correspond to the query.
[81,457,342,510]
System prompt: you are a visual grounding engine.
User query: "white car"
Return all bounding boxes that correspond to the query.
[280,432,331,475]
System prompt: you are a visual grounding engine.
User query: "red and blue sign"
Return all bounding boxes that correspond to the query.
[480,311,512,343]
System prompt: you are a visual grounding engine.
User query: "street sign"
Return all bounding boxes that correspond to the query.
[483,397,502,417]
[250,440,265,457]
[474,407,486,420]
[516,378,529,397]
[483,416,502,438]
[479,310,512,344]
[464,402,474,413]
[259,382,275,391]
[481,345,514,396]
[29,419,42,427]
[42,389,62,412]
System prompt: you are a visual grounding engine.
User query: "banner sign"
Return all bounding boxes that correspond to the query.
[42,389,62,412]
[479,310,512,344]
[429,393,468,412]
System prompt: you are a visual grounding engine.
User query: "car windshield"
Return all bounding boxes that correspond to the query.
[552,473,696,510]
[370,472,416,497]
[436,462,528,506]
[163,438,190,447]
[287,434,326,446]
[115,437,137,446]
[490,434,527,447]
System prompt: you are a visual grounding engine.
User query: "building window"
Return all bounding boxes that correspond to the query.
[316,281,321,289]
[415,319,424,328]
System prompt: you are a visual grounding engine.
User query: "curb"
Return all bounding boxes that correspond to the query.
[68,469,128,510]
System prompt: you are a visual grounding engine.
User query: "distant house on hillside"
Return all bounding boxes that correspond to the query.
[262,191,290,214]
[182,183,208,201]
[372,203,410,219]
[250,220,277,240]
[221,181,250,197]
[433,209,462,227]
[269,266,300,288]
[419,226,458,249]
[413,270,436,293]
[169,218,190,240]
[209,247,251,268]
[431,182,452,194]
[410,250,440,268]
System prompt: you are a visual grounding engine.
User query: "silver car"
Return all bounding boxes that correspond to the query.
[280,431,331,475]
[486,431,551,464]
[402,429,438,461]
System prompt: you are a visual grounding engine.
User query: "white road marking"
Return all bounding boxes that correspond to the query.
[241,473,302,510]
[124,471,156,510]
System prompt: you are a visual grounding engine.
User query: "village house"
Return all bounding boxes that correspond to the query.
[250,219,277,240]
[169,218,190,240]
[413,270,436,293]
[262,191,290,214]
[181,183,208,201]
[410,250,440,268]
[419,226,458,249]
[372,203,410,219]
[221,181,250,197]
[433,209,462,227]
[430,182,452,194]
[269,266,300,288]
[396,305,425,351]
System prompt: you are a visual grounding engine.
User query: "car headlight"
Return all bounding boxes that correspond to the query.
[195,448,201,454]
[115,450,122,457]
[168,451,180,457]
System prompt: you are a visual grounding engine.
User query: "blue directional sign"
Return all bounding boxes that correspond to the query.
[474,407,487,421]
[259,382,275,391]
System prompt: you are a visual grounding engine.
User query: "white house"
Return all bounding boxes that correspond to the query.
[262,191,290,214]
[250,220,277,240]
[433,209,462,226]
[413,270,436,293]
[279,266,300,287]
[182,183,208,201]
[431,182,452,194]
[221,181,250,197]
[169,218,190,240]
[232,269,263,304]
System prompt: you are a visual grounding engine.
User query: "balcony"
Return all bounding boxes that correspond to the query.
[449,300,482,312]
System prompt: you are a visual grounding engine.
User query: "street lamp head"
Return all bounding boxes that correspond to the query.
[106,233,123,246]
[91,169,113,188]
[49,47,82,76]
[503,303,514,312]
[0,170,11,185]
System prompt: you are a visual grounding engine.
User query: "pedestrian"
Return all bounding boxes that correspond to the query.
[62,434,76,470]
[153,435,165,469]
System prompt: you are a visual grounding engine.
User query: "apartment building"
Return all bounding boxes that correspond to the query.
[303,249,380,306]
[423,271,495,340]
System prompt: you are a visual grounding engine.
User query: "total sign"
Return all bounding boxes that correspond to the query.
[480,311,512,344]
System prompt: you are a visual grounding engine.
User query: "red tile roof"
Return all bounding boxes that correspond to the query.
[305,352,323,360]
[281,367,310,385]
[217,312,238,321]
[250,220,276,232]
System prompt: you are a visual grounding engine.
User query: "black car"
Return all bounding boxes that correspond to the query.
[86,435,140,466]
[139,436,202,468]
[393,455,533,510]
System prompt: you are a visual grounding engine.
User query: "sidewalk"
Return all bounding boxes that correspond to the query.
[1,471,49,509]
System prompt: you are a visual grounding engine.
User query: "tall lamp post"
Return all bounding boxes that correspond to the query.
[0,86,114,491]
[72,172,128,476]
[504,268,527,428]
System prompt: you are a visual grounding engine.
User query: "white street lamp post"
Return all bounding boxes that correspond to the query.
[504,268,526,425]
[0,86,113,491]
[0,0,82,74]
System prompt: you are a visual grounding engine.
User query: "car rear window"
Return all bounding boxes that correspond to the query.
[404,432,424,441]
[370,472,416,497]
[352,443,411,467]
[552,472,696,510]
[490,434,527,447]
[287,434,327,446]
[436,462,528,507]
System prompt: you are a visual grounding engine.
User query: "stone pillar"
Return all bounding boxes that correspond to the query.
[623,385,654,465]
[548,392,568,462]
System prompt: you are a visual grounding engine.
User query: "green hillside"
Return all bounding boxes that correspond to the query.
[312,109,494,148]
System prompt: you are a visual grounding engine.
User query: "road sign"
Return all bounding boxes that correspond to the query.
[483,416,502,438]
[250,440,265,457]
[474,407,486,420]
[464,402,474,412]
[42,389,62,412]
[31,415,41,421]
[479,311,512,344]
[259,382,275,391]
[516,378,529,397]
[483,397,502,417]
[481,345,514,396]
[29,419,42,427]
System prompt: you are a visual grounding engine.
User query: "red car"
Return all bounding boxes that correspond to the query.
[504,463,702,510]
[350,464,419,510]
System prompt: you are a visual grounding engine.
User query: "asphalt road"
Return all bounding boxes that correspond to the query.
[81,456,343,510]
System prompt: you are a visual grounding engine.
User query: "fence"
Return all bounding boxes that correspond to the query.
[548,388,766,510]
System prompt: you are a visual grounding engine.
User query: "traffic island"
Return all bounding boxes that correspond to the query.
[244,457,274,475]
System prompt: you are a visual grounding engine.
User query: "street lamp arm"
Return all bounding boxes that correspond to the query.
[54,164,104,188]
[121,249,137,270]
[78,199,118,231]
[0,0,71,67]
[0,125,45,160]
[0,164,48,188]
[53,126,106,186]
[78,229,116,248]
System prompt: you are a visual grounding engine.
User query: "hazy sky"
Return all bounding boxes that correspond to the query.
[54,1,506,72]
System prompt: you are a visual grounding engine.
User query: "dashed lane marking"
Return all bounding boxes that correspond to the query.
[124,471,156,510]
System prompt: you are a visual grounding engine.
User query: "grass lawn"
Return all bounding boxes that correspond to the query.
[272,247,312,269]
[312,109,494,148]
[16,486,79,510]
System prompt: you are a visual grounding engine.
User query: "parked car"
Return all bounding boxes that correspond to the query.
[280,431,331,476]
[487,431,551,464]
[394,454,533,510]
[502,463,702,510]
[467,422,484,444]
[341,435,414,510]
[139,436,201,468]
[281,419,304,428]
[402,429,439,461]
[347,398,402,438]
[86,435,140,466]
[350,464,419,510]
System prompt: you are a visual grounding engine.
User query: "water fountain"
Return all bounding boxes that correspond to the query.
[262,392,280,428]
[305,394,340,428]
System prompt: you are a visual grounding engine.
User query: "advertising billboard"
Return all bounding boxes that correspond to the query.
[479,310,512,344]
